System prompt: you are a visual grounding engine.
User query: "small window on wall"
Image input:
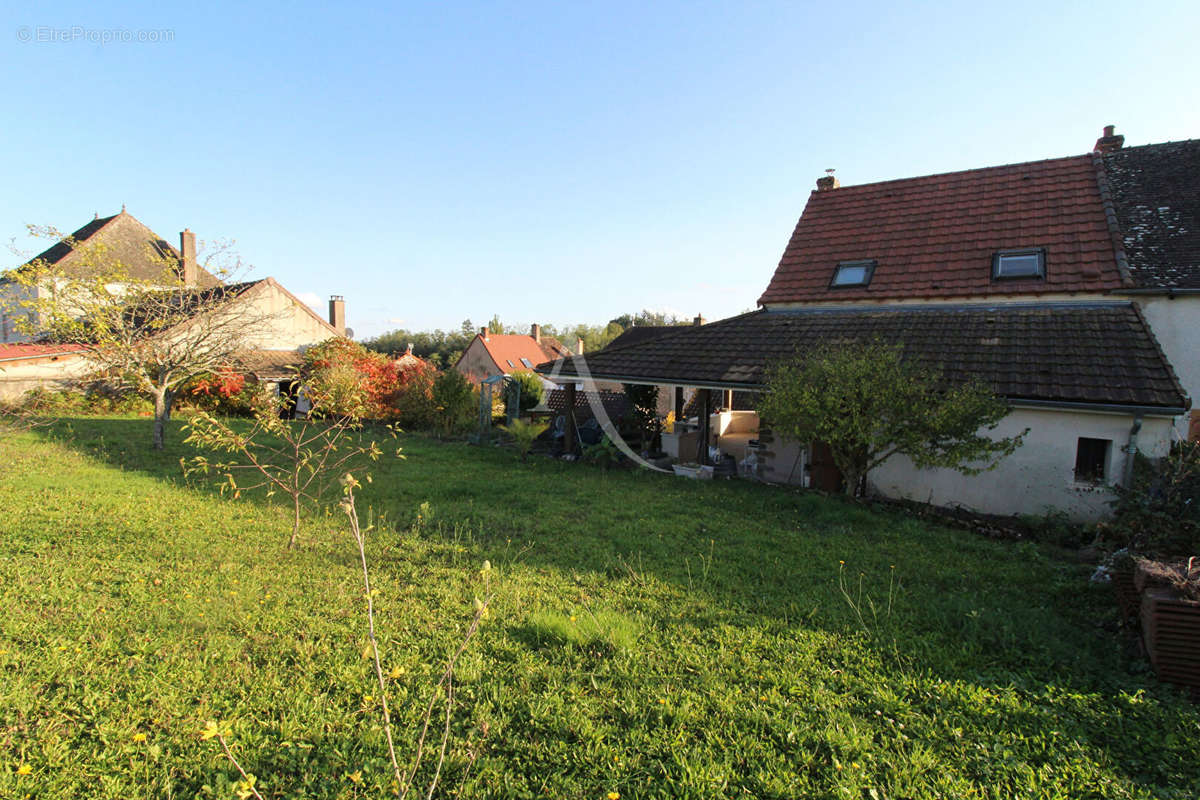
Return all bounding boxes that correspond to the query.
[1074,437,1111,483]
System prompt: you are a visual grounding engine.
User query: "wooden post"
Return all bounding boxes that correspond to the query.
[674,385,684,422]
[724,389,733,410]
[563,382,578,456]
[698,389,711,465]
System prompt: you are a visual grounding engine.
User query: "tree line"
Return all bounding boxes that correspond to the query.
[362,310,684,367]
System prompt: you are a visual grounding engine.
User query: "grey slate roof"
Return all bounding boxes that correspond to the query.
[606,325,684,350]
[538,305,1189,411]
[1102,139,1200,289]
[17,211,222,288]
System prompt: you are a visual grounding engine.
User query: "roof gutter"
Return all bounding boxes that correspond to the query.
[1008,398,1187,417]
[535,366,761,393]
[1116,288,1200,296]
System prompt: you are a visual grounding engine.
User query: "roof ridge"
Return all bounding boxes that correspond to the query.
[810,153,1092,195]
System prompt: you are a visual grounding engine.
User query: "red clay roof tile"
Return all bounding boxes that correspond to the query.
[759,155,1124,305]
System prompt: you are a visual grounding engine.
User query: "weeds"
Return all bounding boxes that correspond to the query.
[837,561,900,636]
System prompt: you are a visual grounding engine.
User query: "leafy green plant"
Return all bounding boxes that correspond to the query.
[498,418,548,461]
[508,371,545,415]
[431,370,475,438]
[581,435,623,468]
[1109,440,1200,557]
[758,339,1026,496]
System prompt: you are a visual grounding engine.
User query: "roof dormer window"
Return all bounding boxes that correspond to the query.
[992,249,1045,280]
[830,260,876,288]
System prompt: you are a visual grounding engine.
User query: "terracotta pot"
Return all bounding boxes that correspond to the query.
[1140,588,1200,692]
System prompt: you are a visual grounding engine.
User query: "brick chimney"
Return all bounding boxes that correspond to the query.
[1094,124,1125,153]
[328,296,346,334]
[576,337,584,355]
[179,229,197,286]
[693,314,706,326]
[531,323,541,343]
[816,168,840,192]
[480,326,489,342]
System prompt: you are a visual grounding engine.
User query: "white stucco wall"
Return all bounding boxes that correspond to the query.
[231,280,339,351]
[1135,295,1200,438]
[868,407,1176,520]
[0,353,90,401]
[759,406,1178,520]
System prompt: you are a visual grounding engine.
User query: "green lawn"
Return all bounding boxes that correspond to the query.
[1,416,1197,799]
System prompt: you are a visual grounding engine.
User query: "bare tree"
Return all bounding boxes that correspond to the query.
[3,225,274,449]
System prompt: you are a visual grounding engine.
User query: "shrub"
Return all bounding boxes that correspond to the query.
[499,418,548,461]
[1109,440,1200,557]
[508,371,545,414]
[303,338,398,421]
[431,370,475,437]
[185,369,262,417]
[391,360,438,430]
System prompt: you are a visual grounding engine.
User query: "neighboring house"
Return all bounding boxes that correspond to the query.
[540,127,1195,520]
[1,210,221,342]
[453,324,570,388]
[0,210,347,400]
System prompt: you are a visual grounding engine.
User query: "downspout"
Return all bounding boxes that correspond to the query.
[1123,414,1143,487]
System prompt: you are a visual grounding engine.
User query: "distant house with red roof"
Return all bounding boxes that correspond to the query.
[541,127,1198,519]
[453,324,571,386]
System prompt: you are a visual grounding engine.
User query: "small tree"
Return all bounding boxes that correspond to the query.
[5,226,262,449]
[758,340,1025,497]
[182,389,397,549]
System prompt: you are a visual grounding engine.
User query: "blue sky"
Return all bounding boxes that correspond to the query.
[3,1,1198,338]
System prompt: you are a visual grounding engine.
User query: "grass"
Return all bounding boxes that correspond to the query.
[1,415,1198,799]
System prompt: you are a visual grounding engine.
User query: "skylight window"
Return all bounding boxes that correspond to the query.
[506,359,515,369]
[830,260,875,288]
[993,249,1045,280]
[520,358,534,368]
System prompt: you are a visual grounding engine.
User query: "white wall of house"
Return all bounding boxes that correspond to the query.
[1136,295,1200,438]
[0,282,40,343]
[232,280,339,351]
[0,353,90,401]
[758,406,1177,520]
[867,407,1176,520]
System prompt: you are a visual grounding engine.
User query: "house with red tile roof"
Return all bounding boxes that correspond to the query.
[540,127,1197,519]
[453,324,571,386]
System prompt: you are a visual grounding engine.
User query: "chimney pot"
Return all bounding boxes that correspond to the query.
[531,323,541,343]
[179,229,198,286]
[576,337,584,356]
[328,295,346,334]
[406,342,413,355]
[1094,124,1125,153]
